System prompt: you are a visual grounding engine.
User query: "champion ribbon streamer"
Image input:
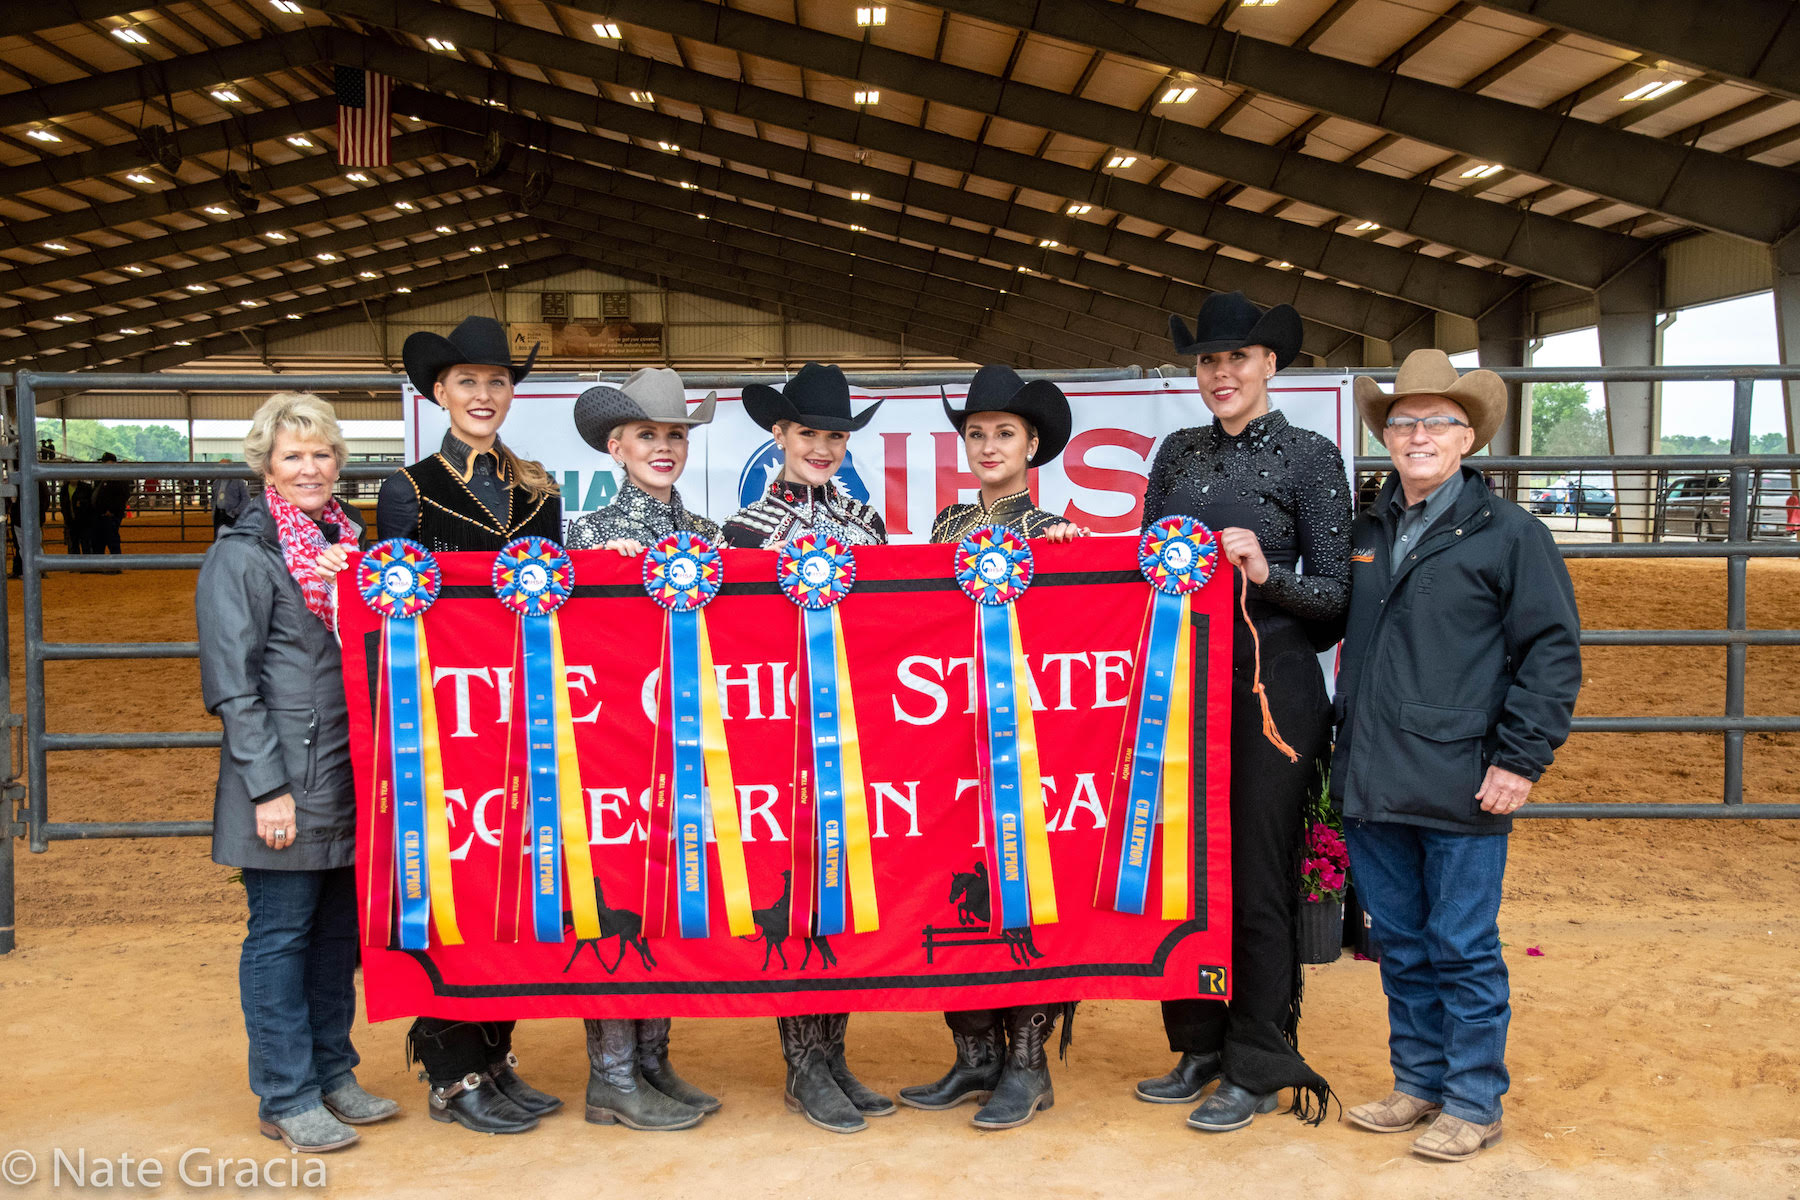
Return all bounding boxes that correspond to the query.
[955,526,1058,931]
[642,532,753,939]
[1095,516,1217,919]
[494,537,600,943]
[358,538,461,950]
[778,534,879,938]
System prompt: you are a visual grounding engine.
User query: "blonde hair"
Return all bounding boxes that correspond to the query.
[497,444,559,501]
[243,392,347,479]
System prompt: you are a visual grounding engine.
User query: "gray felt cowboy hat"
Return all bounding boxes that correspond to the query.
[573,367,717,452]
[1353,349,1507,454]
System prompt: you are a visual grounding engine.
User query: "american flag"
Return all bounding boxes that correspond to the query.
[335,65,392,167]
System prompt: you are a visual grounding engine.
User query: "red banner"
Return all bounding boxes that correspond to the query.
[340,538,1234,1021]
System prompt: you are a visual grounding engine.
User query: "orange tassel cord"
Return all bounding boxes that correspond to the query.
[1240,568,1300,763]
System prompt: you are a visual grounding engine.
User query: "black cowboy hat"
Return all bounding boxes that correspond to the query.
[941,364,1072,467]
[741,362,882,432]
[402,315,540,403]
[1168,291,1304,371]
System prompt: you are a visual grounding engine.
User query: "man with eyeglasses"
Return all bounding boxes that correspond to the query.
[1331,349,1582,1163]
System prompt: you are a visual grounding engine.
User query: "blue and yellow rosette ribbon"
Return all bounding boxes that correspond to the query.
[778,534,878,938]
[641,532,753,939]
[359,538,461,951]
[1095,515,1218,919]
[492,537,601,944]
[955,526,1058,931]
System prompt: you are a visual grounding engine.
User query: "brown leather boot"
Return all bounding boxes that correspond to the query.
[1411,1114,1503,1161]
[1345,1089,1442,1133]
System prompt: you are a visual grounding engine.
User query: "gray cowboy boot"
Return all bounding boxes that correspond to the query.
[583,1018,704,1131]
[823,1012,896,1116]
[971,1006,1056,1131]
[322,1080,400,1124]
[899,1012,1004,1110]
[778,1014,865,1133]
[637,1018,721,1114]
[259,1105,360,1152]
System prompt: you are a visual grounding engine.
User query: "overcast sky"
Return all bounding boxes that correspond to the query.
[1526,292,1790,440]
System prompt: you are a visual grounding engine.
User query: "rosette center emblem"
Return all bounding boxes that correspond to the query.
[955,525,1034,606]
[778,534,855,609]
[383,562,417,595]
[645,531,723,611]
[493,537,575,616]
[1139,516,1218,595]
[359,538,440,619]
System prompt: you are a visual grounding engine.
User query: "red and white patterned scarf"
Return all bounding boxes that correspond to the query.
[265,488,359,631]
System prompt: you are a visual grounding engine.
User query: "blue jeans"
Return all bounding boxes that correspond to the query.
[1344,820,1510,1124]
[240,867,361,1121]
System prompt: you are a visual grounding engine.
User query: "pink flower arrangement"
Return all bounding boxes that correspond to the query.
[1300,820,1349,904]
[1301,766,1349,904]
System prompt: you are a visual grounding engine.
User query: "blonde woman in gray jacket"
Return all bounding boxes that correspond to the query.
[197,393,394,1155]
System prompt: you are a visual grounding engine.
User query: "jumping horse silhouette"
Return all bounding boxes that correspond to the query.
[947,860,1043,966]
[738,869,838,970]
[561,880,657,975]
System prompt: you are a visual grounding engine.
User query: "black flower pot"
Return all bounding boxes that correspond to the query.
[1298,898,1343,964]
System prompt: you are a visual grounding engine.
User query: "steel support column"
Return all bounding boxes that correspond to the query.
[1772,235,1800,470]
[1476,291,1529,459]
[1597,255,1663,541]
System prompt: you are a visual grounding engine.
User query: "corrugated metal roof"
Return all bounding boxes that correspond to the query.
[1,0,1795,376]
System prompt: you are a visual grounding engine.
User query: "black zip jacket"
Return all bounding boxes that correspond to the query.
[1330,466,1581,834]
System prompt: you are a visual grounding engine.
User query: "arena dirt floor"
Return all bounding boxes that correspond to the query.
[3,514,1798,1198]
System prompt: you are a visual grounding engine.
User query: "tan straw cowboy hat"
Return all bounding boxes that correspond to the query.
[1353,349,1507,453]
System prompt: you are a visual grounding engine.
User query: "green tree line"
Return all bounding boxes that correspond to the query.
[1531,382,1790,455]
[44,420,188,461]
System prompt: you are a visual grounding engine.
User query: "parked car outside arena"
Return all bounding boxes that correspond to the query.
[1656,473,1796,540]
[1658,473,1730,540]
[1530,475,1617,517]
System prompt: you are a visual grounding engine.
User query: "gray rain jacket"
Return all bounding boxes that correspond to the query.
[197,496,360,870]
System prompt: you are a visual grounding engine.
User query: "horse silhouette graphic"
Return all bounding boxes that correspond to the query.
[738,869,838,970]
[561,881,657,975]
[922,861,1045,966]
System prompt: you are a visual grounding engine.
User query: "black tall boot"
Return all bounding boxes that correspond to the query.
[583,1018,704,1131]
[488,1050,563,1118]
[971,1006,1056,1131]
[409,1019,537,1135]
[637,1018,721,1114]
[777,1015,865,1134]
[898,1011,1003,1111]
[823,1013,896,1116]
[1135,1051,1223,1104]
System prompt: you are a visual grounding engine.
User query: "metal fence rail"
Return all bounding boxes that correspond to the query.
[3,365,1798,956]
